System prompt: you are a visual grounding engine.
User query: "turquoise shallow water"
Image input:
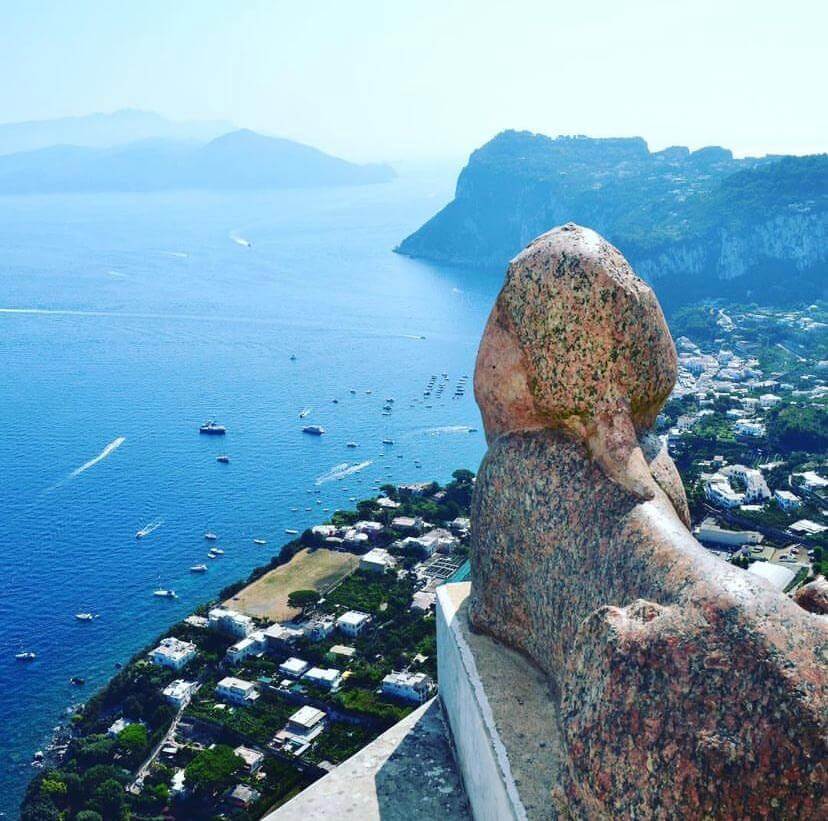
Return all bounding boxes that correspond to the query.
[0,175,503,815]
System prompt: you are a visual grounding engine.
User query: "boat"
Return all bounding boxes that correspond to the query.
[349,389,357,394]
[213,548,224,555]
[204,532,218,540]
[299,407,311,418]
[207,552,218,559]
[346,442,358,448]
[70,676,85,686]
[382,438,394,445]
[285,528,299,535]
[290,354,297,361]
[216,455,230,463]
[153,589,177,598]
[253,538,267,545]
[190,564,208,572]
[75,613,94,622]
[16,651,36,661]
[302,425,325,436]
[136,519,162,539]
[199,421,226,435]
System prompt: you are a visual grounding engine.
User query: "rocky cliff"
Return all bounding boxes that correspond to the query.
[397,131,827,311]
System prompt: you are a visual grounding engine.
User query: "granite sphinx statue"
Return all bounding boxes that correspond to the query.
[469,224,827,819]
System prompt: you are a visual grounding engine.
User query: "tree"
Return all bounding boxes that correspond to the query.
[76,812,103,821]
[184,744,242,792]
[288,589,320,613]
[117,722,149,760]
[94,778,125,817]
[21,799,60,821]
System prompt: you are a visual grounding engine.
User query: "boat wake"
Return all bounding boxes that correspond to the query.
[136,518,163,538]
[230,232,252,248]
[422,425,475,436]
[70,437,126,477]
[315,460,372,485]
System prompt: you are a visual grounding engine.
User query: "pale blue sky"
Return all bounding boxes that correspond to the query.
[1,0,824,162]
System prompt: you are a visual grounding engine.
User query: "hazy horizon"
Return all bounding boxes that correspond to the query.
[1,0,824,164]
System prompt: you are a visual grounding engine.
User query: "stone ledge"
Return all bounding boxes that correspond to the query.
[265,696,470,820]
[437,582,565,821]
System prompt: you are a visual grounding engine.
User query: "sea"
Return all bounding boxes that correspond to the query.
[0,171,504,815]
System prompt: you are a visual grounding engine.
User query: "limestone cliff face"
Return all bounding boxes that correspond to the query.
[469,225,827,819]
[397,131,828,311]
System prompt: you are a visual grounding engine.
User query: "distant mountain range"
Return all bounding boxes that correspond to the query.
[0,127,395,193]
[0,108,233,155]
[396,131,827,311]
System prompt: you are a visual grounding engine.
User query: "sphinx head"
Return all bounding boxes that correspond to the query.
[474,223,678,501]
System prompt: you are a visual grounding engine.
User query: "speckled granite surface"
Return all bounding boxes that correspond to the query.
[469,224,827,819]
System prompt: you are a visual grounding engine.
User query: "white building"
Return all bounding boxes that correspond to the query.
[795,471,828,491]
[279,657,310,678]
[233,745,264,773]
[355,520,385,540]
[303,616,336,641]
[342,529,370,550]
[419,528,460,555]
[149,637,198,671]
[410,590,436,612]
[759,393,781,409]
[721,465,771,503]
[336,610,372,637]
[695,521,763,548]
[381,671,434,703]
[226,630,266,664]
[216,676,259,705]
[733,419,766,438]
[162,679,197,708]
[747,561,797,591]
[376,496,400,510]
[329,644,356,659]
[774,490,802,511]
[312,524,339,539]
[274,706,327,755]
[302,666,342,690]
[208,607,255,639]
[704,475,743,508]
[391,516,424,533]
[360,547,397,574]
[789,519,828,536]
[449,517,471,534]
[264,623,305,651]
[107,717,134,737]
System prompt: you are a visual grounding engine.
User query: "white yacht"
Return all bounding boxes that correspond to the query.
[153,589,177,599]
[190,564,208,573]
[75,613,94,621]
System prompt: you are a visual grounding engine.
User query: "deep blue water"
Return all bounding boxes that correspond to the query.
[0,175,503,815]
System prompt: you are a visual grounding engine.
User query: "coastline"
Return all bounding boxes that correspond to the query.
[22,473,473,819]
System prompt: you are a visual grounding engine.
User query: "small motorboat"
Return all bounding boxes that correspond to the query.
[153,589,177,599]
[382,438,395,445]
[346,442,358,448]
[75,613,94,622]
[290,354,297,361]
[299,407,311,419]
[253,538,267,545]
[190,564,208,573]
[70,676,85,686]
[285,528,299,535]
[204,532,218,541]
[216,455,230,464]
[302,425,325,436]
[212,548,224,555]
[199,421,226,435]
[16,651,36,662]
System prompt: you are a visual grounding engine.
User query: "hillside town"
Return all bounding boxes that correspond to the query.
[663,303,828,589]
[22,473,474,819]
